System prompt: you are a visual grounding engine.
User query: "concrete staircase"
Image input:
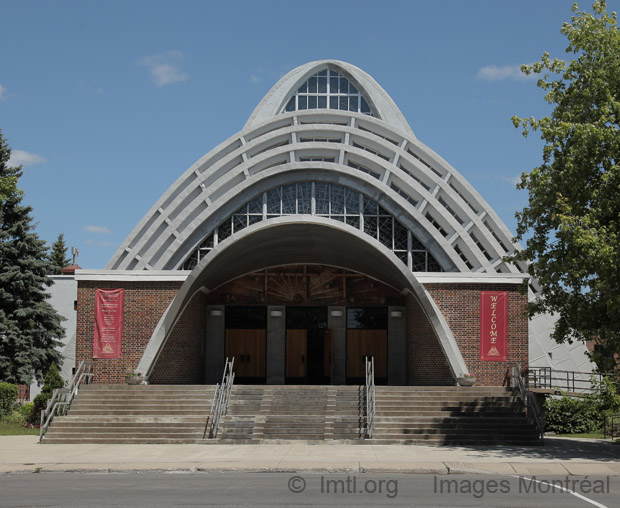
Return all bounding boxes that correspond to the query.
[217,385,363,442]
[42,384,540,445]
[368,386,541,445]
[41,384,215,444]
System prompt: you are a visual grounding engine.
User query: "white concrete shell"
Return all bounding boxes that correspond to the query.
[105,60,594,377]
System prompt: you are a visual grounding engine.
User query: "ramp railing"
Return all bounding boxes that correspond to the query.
[364,356,376,439]
[510,362,544,444]
[39,360,94,442]
[205,357,235,439]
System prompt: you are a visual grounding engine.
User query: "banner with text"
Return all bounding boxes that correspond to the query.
[93,288,124,359]
[480,291,508,361]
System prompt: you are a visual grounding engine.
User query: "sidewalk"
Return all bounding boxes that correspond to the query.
[1,436,619,475]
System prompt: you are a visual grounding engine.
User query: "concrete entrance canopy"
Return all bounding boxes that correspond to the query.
[137,216,468,379]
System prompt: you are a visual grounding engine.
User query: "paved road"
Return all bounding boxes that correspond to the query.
[1,473,618,507]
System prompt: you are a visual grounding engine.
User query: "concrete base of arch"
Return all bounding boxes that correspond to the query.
[138,217,467,383]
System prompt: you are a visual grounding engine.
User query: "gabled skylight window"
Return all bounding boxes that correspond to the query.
[283,69,373,116]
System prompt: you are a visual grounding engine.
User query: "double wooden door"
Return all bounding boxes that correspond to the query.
[346,329,387,379]
[225,329,266,380]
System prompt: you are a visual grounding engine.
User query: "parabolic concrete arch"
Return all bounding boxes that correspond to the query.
[137,217,467,379]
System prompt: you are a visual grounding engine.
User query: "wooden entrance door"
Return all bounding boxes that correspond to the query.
[226,329,266,380]
[286,329,307,379]
[346,329,387,380]
[324,329,333,383]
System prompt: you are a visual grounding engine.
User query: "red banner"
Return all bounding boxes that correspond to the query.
[480,291,508,361]
[93,288,124,359]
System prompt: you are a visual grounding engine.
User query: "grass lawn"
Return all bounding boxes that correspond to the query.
[555,431,608,439]
[0,421,39,436]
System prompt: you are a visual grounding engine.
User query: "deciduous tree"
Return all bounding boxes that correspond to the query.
[512,1,620,371]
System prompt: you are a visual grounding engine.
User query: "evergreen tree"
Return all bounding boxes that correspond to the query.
[0,131,64,384]
[49,233,70,274]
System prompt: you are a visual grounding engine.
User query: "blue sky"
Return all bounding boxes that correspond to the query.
[1,0,614,269]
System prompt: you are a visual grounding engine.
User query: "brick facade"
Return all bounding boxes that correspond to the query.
[76,281,182,383]
[425,283,528,386]
[76,279,528,386]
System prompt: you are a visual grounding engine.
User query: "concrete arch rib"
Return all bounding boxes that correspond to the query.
[137,217,467,381]
[244,60,416,138]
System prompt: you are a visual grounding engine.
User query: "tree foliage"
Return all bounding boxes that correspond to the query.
[49,233,70,274]
[0,131,64,384]
[512,1,620,370]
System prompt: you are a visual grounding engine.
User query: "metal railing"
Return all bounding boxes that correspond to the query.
[603,414,620,440]
[528,367,609,394]
[39,360,94,442]
[364,356,376,439]
[511,362,544,444]
[205,357,235,439]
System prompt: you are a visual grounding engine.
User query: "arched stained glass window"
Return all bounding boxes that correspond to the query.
[283,69,373,116]
[181,182,443,273]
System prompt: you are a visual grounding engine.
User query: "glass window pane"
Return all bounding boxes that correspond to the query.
[297,182,311,214]
[396,251,408,265]
[183,252,198,271]
[315,182,330,214]
[361,97,371,114]
[379,217,393,248]
[364,196,378,215]
[233,215,247,233]
[340,77,349,93]
[330,76,339,93]
[394,221,408,251]
[331,215,344,222]
[308,95,317,109]
[267,187,282,214]
[329,96,338,109]
[298,81,307,93]
[282,184,296,214]
[248,195,263,214]
[318,96,327,108]
[345,188,360,214]
[218,220,232,242]
[347,308,387,330]
[308,76,318,93]
[298,96,307,110]
[330,185,345,214]
[349,82,358,94]
[339,96,348,110]
[427,253,443,272]
[346,216,360,229]
[412,252,427,272]
[349,95,358,111]
[318,69,327,77]
[318,76,327,93]
[364,216,377,238]
[248,215,262,226]
[235,204,247,215]
[285,97,295,112]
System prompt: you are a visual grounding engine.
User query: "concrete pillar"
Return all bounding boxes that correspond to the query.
[205,305,225,384]
[328,306,346,385]
[266,306,285,384]
[388,306,406,386]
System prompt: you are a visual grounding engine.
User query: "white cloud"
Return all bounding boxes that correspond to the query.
[250,74,262,84]
[84,225,111,234]
[475,64,536,81]
[139,51,189,87]
[85,240,115,247]
[7,150,46,167]
[0,83,7,100]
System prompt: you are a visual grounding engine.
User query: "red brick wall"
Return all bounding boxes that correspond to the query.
[76,281,182,383]
[425,283,528,386]
[406,293,454,385]
[149,291,207,384]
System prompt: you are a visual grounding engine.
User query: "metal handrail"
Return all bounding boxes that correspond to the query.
[40,360,94,442]
[511,362,544,444]
[603,413,620,440]
[206,357,235,439]
[364,356,375,439]
[528,366,612,394]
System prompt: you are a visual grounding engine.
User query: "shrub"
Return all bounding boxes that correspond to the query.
[544,395,600,434]
[30,364,65,425]
[0,383,18,417]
